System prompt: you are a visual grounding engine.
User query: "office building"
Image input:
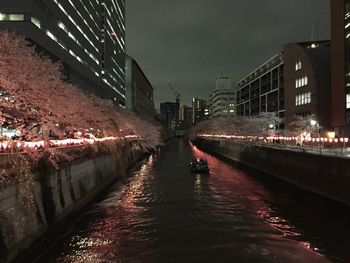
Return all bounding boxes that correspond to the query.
[0,0,126,105]
[331,0,350,136]
[236,54,284,127]
[236,41,331,131]
[284,41,331,133]
[160,101,179,129]
[179,105,192,123]
[209,76,236,119]
[125,55,156,118]
[192,98,208,125]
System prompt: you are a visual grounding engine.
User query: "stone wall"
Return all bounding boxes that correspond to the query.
[0,140,144,263]
[194,138,350,207]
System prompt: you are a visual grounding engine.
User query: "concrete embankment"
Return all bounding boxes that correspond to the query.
[193,138,350,207]
[0,140,144,263]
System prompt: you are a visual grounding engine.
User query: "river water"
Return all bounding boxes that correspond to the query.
[34,139,350,262]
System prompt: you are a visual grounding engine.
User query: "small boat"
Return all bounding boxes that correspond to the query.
[190,158,209,173]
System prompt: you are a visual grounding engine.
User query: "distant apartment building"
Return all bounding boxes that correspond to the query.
[179,105,192,124]
[160,101,179,129]
[125,55,156,118]
[192,98,208,125]
[0,0,126,105]
[331,0,350,136]
[209,76,236,119]
[236,41,331,131]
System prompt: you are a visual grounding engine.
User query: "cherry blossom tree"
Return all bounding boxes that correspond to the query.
[190,112,281,140]
[287,114,318,140]
[0,31,164,151]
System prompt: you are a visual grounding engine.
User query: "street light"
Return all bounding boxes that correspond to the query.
[310,119,320,150]
[310,119,317,126]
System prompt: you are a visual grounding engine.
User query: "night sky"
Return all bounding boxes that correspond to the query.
[126,0,330,109]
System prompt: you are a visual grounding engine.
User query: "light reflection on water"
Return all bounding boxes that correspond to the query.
[35,139,350,262]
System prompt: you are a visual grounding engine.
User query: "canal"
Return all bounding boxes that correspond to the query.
[32,138,350,262]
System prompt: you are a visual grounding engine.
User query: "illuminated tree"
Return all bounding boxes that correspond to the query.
[0,31,164,150]
[287,114,318,138]
[190,112,281,140]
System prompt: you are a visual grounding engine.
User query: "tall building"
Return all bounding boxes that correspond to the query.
[209,76,236,119]
[179,105,192,123]
[0,0,126,105]
[125,55,156,118]
[160,101,179,129]
[331,0,350,136]
[284,41,331,133]
[192,98,208,125]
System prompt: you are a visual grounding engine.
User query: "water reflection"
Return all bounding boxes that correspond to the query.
[35,139,350,262]
[190,142,329,261]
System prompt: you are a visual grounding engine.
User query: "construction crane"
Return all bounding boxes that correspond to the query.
[167,81,180,104]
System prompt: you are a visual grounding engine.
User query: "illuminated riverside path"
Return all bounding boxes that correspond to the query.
[31,139,350,262]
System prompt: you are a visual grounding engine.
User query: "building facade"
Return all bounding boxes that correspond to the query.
[179,105,192,124]
[284,41,331,133]
[125,55,156,118]
[192,98,208,125]
[209,77,236,119]
[0,0,126,105]
[160,101,179,129]
[236,41,331,132]
[331,0,350,136]
[236,54,285,127]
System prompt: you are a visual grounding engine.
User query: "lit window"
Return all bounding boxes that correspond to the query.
[9,14,24,21]
[296,92,311,106]
[46,30,58,42]
[347,94,350,109]
[31,17,41,28]
[0,13,24,21]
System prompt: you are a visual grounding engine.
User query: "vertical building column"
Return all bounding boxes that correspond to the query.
[331,0,346,135]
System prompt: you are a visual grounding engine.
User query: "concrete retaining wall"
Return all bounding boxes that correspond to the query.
[0,140,144,263]
[194,138,350,207]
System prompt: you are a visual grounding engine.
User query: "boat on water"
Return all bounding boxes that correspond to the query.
[190,158,209,173]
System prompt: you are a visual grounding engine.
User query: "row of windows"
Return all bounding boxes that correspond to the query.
[52,0,100,54]
[31,16,99,68]
[66,0,100,43]
[57,21,99,65]
[295,76,308,88]
[30,16,125,99]
[295,61,302,71]
[0,13,24,21]
[295,92,311,106]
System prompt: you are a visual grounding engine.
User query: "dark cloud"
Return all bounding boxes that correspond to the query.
[126,0,330,108]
